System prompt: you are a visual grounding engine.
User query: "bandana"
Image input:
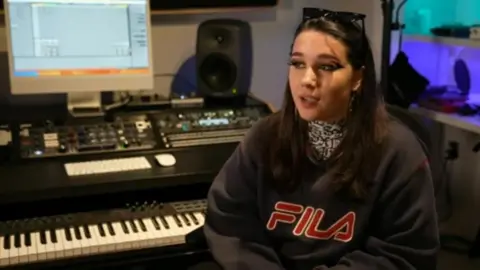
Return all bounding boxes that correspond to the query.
[308,120,344,160]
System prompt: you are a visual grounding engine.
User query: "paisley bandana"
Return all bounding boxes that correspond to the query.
[308,120,344,160]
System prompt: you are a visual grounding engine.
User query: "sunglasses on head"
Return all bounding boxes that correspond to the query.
[302,7,366,32]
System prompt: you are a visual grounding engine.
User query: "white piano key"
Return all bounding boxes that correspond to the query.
[43,232,56,259]
[101,224,116,251]
[133,220,148,248]
[67,228,82,256]
[52,229,64,259]
[156,216,176,245]
[94,225,109,253]
[0,236,9,266]
[8,235,19,265]
[126,221,140,249]
[90,225,107,253]
[25,234,38,263]
[164,216,185,245]
[140,218,157,247]
[78,226,91,255]
[110,222,129,250]
[32,232,47,261]
[17,234,29,263]
[86,225,100,254]
[58,229,73,258]
[146,218,165,246]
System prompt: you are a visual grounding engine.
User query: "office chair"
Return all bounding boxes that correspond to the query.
[385,104,435,186]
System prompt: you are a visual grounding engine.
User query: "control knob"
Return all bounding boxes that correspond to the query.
[58,144,67,153]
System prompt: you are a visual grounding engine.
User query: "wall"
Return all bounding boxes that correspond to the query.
[0,0,383,109]
[398,0,480,258]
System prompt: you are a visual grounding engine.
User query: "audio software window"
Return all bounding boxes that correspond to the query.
[8,0,149,70]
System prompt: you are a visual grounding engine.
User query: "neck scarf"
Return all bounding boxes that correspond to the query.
[308,120,344,160]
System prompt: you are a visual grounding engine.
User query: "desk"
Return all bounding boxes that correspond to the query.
[409,105,480,135]
[0,141,236,205]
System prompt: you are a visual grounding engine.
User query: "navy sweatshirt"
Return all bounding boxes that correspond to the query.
[204,115,440,270]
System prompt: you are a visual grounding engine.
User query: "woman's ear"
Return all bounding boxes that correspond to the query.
[352,66,365,92]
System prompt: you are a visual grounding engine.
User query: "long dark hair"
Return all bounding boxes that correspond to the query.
[266,16,389,199]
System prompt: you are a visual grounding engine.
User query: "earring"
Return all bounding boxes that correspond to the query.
[349,92,357,113]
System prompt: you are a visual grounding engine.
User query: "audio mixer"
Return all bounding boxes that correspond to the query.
[153,105,269,148]
[18,114,157,159]
[15,103,270,159]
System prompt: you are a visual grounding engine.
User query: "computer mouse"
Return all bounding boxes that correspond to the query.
[155,153,176,167]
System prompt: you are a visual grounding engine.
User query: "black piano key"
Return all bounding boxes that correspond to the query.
[73,227,82,240]
[188,213,199,225]
[121,221,129,234]
[64,228,72,241]
[39,231,47,245]
[173,215,183,227]
[3,235,10,249]
[49,229,58,243]
[24,233,32,247]
[98,224,106,237]
[179,214,191,226]
[83,225,92,239]
[128,220,138,233]
[138,219,147,232]
[159,216,169,229]
[106,223,115,236]
[14,234,21,248]
[151,218,160,230]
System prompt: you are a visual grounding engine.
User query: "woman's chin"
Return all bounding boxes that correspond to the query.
[297,109,322,122]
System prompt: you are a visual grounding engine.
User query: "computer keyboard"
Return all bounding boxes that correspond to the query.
[64,157,152,176]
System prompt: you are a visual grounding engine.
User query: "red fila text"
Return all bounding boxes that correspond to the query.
[266,201,356,242]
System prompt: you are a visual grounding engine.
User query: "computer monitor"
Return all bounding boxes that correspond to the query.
[3,0,154,116]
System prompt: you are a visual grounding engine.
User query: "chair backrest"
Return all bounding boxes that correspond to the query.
[386,104,432,162]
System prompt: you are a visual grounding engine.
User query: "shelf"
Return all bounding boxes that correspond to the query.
[404,35,480,48]
[409,105,480,135]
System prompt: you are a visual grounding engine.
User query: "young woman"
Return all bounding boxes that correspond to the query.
[203,8,439,270]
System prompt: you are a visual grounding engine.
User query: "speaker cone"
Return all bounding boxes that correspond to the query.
[199,53,237,92]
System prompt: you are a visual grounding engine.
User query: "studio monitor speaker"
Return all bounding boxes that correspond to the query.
[196,19,253,100]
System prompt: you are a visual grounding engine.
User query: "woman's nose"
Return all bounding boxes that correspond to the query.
[301,67,317,88]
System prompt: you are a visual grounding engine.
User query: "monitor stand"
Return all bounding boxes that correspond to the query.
[67,92,104,118]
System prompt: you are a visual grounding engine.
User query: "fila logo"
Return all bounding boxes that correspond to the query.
[266,201,356,243]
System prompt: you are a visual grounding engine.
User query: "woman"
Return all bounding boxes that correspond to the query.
[204,8,439,270]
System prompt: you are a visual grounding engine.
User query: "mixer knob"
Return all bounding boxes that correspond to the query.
[58,144,67,153]
[122,140,130,148]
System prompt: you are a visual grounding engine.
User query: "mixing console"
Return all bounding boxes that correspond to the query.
[18,114,156,159]
[153,105,268,148]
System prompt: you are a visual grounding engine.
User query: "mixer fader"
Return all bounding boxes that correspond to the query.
[153,106,269,148]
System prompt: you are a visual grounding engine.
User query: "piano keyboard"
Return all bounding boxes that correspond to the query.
[0,199,206,268]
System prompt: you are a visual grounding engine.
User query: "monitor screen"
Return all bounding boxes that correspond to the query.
[4,0,154,94]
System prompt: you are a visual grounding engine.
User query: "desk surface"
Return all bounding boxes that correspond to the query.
[0,144,235,205]
[409,105,480,134]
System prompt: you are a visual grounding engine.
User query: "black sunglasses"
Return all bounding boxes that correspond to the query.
[302,7,366,32]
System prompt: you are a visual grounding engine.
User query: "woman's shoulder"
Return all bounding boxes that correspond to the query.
[245,112,280,142]
[241,112,279,157]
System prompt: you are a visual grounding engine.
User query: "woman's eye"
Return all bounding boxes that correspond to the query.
[318,64,340,71]
[288,61,305,69]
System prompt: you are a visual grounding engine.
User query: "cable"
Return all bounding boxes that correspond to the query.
[103,91,132,112]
